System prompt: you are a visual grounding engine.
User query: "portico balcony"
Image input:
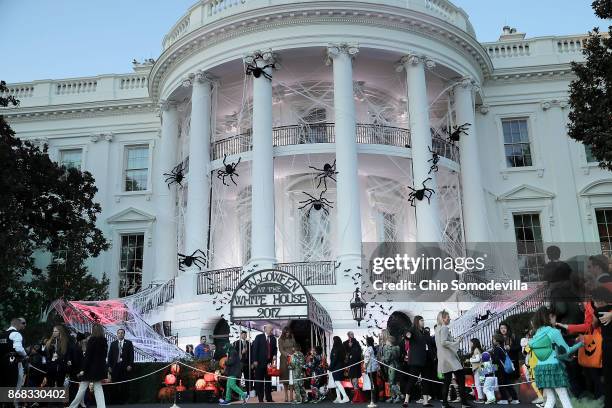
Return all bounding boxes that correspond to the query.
[196,260,337,295]
[211,123,459,163]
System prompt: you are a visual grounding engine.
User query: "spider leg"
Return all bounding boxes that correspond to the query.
[230,173,238,186]
[308,165,324,172]
[302,192,317,201]
[223,154,228,166]
[322,206,330,216]
[407,186,416,192]
[298,200,313,210]
[408,195,416,207]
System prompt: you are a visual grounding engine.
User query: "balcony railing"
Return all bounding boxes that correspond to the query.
[212,123,459,163]
[274,260,336,286]
[196,260,337,295]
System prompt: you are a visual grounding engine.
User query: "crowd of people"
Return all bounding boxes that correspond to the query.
[1,322,134,408]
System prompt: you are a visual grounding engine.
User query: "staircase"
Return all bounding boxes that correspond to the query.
[449,282,548,353]
[52,279,186,362]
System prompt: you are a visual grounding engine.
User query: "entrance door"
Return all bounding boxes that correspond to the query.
[288,320,313,354]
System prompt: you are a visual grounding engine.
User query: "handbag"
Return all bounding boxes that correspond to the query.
[327,371,337,388]
[578,329,603,368]
[267,366,280,377]
[496,347,515,374]
[361,373,372,391]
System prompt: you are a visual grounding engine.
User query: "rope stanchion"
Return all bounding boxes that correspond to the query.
[374,358,533,388]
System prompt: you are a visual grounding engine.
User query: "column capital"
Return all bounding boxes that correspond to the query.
[244,49,277,66]
[183,71,217,88]
[395,54,435,72]
[158,99,177,112]
[325,43,359,65]
[452,76,481,93]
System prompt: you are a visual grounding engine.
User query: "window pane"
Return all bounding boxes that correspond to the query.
[585,145,597,163]
[503,119,531,168]
[119,233,145,297]
[60,149,82,170]
[124,146,149,192]
[513,213,544,282]
[596,208,612,258]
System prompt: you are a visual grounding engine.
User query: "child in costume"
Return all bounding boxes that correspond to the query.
[528,306,583,408]
[382,336,401,403]
[289,344,307,404]
[521,333,544,405]
[478,351,498,404]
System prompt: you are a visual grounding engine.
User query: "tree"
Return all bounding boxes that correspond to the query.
[567,0,612,170]
[0,80,109,325]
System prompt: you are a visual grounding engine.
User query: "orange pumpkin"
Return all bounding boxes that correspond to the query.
[176,380,186,392]
[164,373,177,385]
[204,372,216,382]
[578,330,603,368]
[170,363,181,375]
[195,378,207,391]
[218,356,227,369]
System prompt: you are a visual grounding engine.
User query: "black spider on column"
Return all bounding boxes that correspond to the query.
[407,177,435,207]
[216,154,241,186]
[427,146,440,174]
[245,52,276,81]
[446,123,471,143]
[298,191,334,216]
[177,249,207,272]
[308,159,338,191]
[163,162,186,188]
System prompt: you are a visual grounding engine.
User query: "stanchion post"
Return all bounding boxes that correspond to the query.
[367,373,377,408]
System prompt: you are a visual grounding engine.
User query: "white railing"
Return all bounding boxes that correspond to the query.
[161,0,473,50]
[556,37,586,53]
[2,85,34,99]
[486,42,531,58]
[55,80,97,95]
[120,75,148,89]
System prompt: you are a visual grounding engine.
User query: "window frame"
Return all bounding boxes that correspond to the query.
[118,232,145,298]
[59,148,84,170]
[512,212,546,282]
[501,117,534,169]
[123,144,151,193]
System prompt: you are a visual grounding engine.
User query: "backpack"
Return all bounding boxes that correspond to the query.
[529,331,553,362]
[496,347,515,374]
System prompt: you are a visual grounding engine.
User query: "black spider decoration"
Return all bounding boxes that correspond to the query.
[163,162,186,188]
[216,154,241,186]
[447,122,471,143]
[178,249,207,272]
[298,191,334,216]
[308,160,338,191]
[427,146,440,174]
[407,177,435,207]
[245,53,276,81]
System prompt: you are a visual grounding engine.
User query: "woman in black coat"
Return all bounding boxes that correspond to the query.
[67,325,108,408]
[330,336,349,403]
[400,316,432,408]
[343,331,363,388]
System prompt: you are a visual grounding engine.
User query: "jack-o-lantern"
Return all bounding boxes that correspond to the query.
[204,372,217,382]
[578,331,602,368]
[176,380,186,392]
[219,356,227,369]
[170,363,180,375]
[164,373,177,385]
[195,378,207,391]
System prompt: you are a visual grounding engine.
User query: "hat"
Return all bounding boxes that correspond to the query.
[481,352,491,362]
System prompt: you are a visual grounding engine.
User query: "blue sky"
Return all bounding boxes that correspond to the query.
[0,0,608,83]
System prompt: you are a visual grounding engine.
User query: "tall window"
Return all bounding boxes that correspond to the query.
[60,149,82,170]
[119,233,144,297]
[124,145,149,191]
[513,213,545,281]
[502,119,532,167]
[596,208,612,258]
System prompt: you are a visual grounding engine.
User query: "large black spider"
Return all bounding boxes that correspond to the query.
[178,249,207,272]
[308,160,338,191]
[245,53,276,81]
[407,177,435,207]
[446,122,471,143]
[427,146,440,174]
[216,154,241,186]
[163,163,186,188]
[298,191,334,216]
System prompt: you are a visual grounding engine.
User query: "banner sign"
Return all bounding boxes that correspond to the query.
[230,269,332,332]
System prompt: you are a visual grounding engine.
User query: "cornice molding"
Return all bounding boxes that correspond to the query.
[487,65,576,84]
[149,3,493,100]
[3,99,156,122]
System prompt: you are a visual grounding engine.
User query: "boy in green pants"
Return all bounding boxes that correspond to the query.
[219,343,248,405]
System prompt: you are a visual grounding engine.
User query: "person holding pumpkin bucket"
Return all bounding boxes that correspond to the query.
[528,306,584,408]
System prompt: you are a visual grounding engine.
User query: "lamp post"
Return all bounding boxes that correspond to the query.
[350,288,367,326]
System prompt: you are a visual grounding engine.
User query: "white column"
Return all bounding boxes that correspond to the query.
[184,71,213,267]
[454,77,489,242]
[327,43,362,265]
[153,101,179,282]
[399,54,442,243]
[247,51,276,268]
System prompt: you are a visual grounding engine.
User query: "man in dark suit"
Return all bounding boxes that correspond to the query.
[233,330,251,394]
[107,328,134,404]
[250,325,277,402]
